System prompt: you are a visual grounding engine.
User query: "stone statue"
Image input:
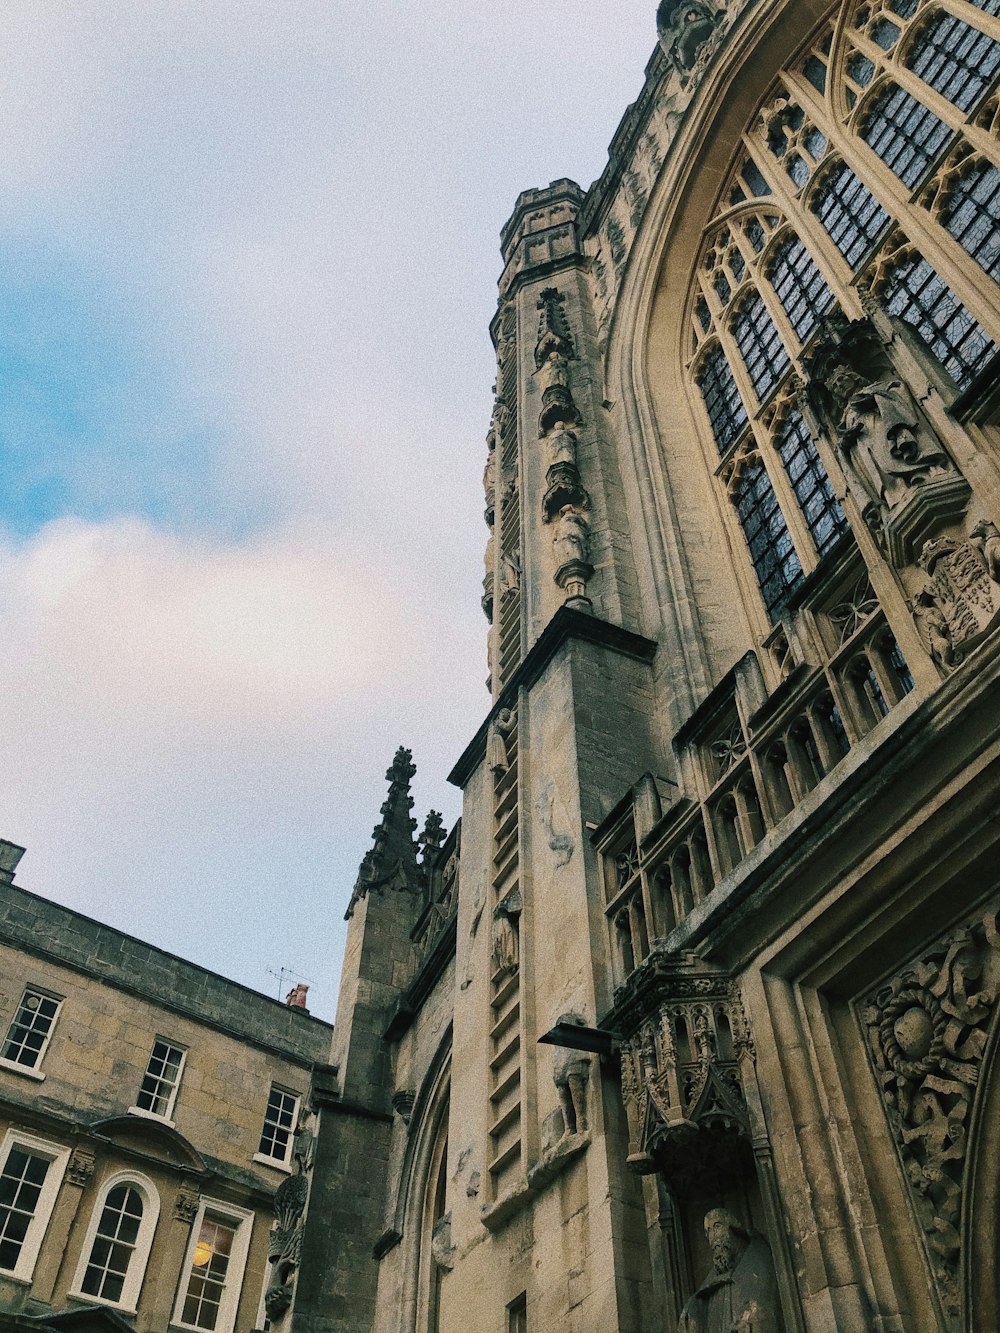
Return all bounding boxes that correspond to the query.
[657,0,723,78]
[545,428,577,470]
[912,589,956,670]
[537,349,570,396]
[486,707,516,777]
[499,551,521,599]
[492,911,518,976]
[678,1209,782,1333]
[971,519,1000,581]
[553,506,591,568]
[830,369,952,517]
[285,984,309,1009]
[552,1012,591,1138]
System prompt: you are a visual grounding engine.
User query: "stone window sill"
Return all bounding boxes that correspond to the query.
[0,1057,45,1082]
[252,1152,292,1174]
[127,1105,176,1129]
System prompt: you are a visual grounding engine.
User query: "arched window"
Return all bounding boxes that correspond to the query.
[684,0,1000,625]
[70,1172,160,1313]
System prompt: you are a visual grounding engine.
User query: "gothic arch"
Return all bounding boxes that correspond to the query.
[391,1026,452,1333]
[963,999,1000,1328]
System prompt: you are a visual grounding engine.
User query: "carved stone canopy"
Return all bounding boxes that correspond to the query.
[613,957,758,1200]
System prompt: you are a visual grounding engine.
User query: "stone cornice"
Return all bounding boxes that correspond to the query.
[448,610,658,789]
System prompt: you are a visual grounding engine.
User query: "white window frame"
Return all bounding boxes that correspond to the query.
[0,986,63,1080]
[172,1196,254,1333]
[68,1169,160,1314]
[129,1037,187,1124]
[0,1130,70,1283]
[252,1085,300,1170]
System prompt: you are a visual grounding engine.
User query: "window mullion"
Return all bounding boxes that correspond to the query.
[939,0,1000,43]
[887,59,998,154]
[761,424,823,577]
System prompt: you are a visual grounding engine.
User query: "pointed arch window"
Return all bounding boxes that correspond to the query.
[775,411,849,555]
[767,234,836,340]
[940,160,1000,282]
[810,161,890,267]
[731,294,790,400]
[70,1172,160,1313]
[729,448,803,620]
[697,345,749,454]
[881,251,997,384]
[861,82,952,187]
[904,9,1000,112]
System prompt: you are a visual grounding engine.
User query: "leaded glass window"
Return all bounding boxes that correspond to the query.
[941,161,1000,282]
[882,254,997,384]
[811,162,891,267]
[905,10,1000,113]
[768,235,836,340]
[731,294,790,399]
[733,456,803,619]
[775,412,849,555]
[698,346,748,454]
[862,82,953,188]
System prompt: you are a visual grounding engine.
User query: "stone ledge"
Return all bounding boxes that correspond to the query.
[480,1132,591,1233]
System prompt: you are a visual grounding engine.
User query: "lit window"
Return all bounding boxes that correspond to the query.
[256,1086,299,1166]
[732,455,803,620]
[174,1200,254,1333]
[1,987,61,1072]
[135,1039,186,1119]
[71,1172,160,1312]
[0,1131,70,1282]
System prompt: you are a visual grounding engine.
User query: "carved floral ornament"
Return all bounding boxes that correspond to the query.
[859,900,1000,1330]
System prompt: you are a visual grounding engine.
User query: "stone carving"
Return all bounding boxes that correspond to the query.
[678,1209,782,1333]
[285,984,309,1009]
[392,1090,415,1124]
[540,780,574,869]
[535,289,580,435]
[431,1212,456,1271]
[656,0,725,82]
[483,534,495,622]
[971,519,1000,580]
[264,1172,309,1322]
[545,428,577,471]
[860,901,1000,1327]
[461,879,487,991]
[499,550,521,601]
[492,891,522,977]
[552,1011,591,1138]
[66,1148,95,1187]
[912,532,1000,670]
[553,506,594,608]
[487,707,516,778]
[804,317,969,563]
[175,1189,200,1223]
[619,968,756,1198]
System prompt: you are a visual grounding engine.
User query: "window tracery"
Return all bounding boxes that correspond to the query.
[682,0,1000,627]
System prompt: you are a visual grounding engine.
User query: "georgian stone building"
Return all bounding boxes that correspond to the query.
[277,1,1000,1331]
[0,842,331,1333]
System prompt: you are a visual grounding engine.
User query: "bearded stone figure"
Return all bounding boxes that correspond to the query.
[829,366,952,518]
[678,1209,782,1333]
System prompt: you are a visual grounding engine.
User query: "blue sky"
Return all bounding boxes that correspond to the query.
[0,2,658,1019]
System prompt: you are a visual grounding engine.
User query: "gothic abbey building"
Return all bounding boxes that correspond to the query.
[1,0,999,1330]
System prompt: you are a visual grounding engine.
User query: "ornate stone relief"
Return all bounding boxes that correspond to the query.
[552,506,594,610]
[911,531,1000,671]
[174,1189,200,1224]
[859,900,1000,1329]
[656,0,725,82]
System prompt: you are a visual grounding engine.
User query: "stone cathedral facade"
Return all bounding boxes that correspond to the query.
[281,0,1000,1329]
[1,0,999,1331]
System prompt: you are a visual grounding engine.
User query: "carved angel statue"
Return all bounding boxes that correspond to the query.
[911,589,956,671]
[971,520,1000,582]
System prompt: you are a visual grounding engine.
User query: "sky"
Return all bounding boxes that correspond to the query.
[0,2,658,1023]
